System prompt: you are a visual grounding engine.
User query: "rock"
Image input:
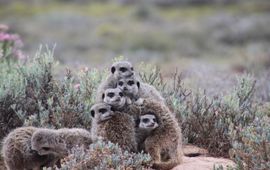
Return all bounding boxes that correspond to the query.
[173,156,235,170]
[183,144,208,157]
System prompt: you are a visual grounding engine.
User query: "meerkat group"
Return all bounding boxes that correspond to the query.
[2,61,183,170]
[92,61,183,169]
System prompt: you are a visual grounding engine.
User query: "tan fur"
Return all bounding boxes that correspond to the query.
[96,61,134,102]
[1,127,59,170]
[30,128,92,169]
[56,128,93,150]
[139,99,183,170]
[31,128,92,154]
[90,103,137,152]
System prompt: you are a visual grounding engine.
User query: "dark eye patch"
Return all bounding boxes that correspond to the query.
[118,81,124,86]
[142,118,149,123]
[127,81,134,86]
[131,67,134,71]
[153,118,157,122]
[91,110,95,117]
[119,67,127,72]
[107,92,115,98]
[99,108,107,114]
[119,92,123,97]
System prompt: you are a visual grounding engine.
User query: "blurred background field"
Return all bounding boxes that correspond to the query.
[1,1,270,169]
[1,0,270,98]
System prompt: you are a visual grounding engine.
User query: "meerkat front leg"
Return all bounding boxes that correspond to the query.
[144,138,161,163]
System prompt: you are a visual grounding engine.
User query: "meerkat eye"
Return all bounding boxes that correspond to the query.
[119,67,127,72]
[42,147,50,151]
[118,81,124,86]
[142,118,149,123]
[153,118,157,122]
[99,108,107,114]
[128,81,134,86]
[119,92,123,97]
[131,67,134,71]
[107,92,115,98]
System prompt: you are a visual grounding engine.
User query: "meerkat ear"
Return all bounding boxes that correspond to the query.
[102,93,105,100]
[90,110,95,118]
[137,81,140,88]
[111,66,116,74]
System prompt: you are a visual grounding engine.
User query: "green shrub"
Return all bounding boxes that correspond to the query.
[1,50,269,169]
[137,63,269,169]
[56,140,152,170]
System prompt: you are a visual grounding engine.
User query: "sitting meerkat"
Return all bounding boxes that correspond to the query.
[1,126,67,170]
[139,99,183,170]
[96,61,135,102]
[90,103,137,152]
[117,76,165,104]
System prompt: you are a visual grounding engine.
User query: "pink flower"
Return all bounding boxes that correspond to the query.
[74,84,80,90]
[0,33,11,41]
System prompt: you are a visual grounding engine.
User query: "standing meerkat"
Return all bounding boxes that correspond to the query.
[1,126,67,170]
[90,103,137,152]
[96,61,135,102]
[139,99,183,170]
[117,76,165,104]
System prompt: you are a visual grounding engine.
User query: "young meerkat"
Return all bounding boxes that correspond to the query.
[117,76,165,104]
[1,126,67,170]
[136,113,159,152]
[139,99,183,170]
[96,61,135,102]
[90,103,137,152]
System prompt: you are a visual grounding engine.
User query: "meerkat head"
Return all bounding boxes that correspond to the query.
[31,129,68,156]
[102,88,126,108]
[111,61,134,79]
[137,113,159,132]
[117,77,140,98]
[90,103,115,123]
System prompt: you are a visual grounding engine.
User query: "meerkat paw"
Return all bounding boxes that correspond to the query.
[134,98,144,106]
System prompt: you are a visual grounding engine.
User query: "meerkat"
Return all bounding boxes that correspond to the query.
[90,103,137,152]
[102,87,131,110]
[117,76,165,104]
[96,61,135,102]
[102,87,143,121]
[31,128,93,153]
[138,99,183,170]
[136,113,159,152]
[1,126,66,170]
